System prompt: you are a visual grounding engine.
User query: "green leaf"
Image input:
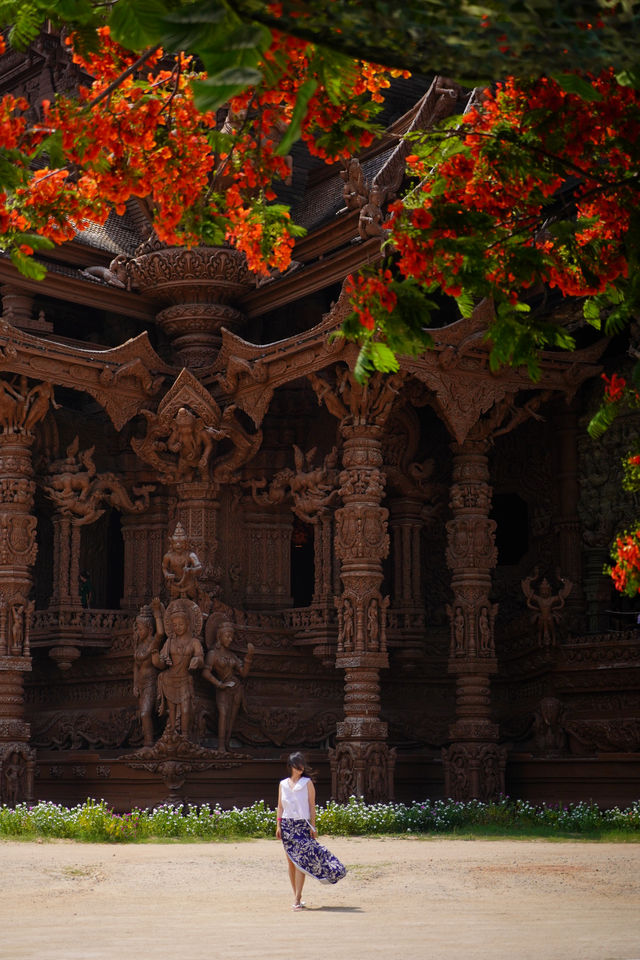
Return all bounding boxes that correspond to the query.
[583,298,601,327]
[191,68,263,111]
[9,249,47,280]
[588,401,620,439]
[369,341,400,374]
[160,0,228,24]
[552,73,603,101]
[109,0,170,50]
[455,290,474,318]
[13,232,55,252]
[354,342,374,384]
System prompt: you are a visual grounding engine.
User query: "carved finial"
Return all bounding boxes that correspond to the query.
[171,522,187,541]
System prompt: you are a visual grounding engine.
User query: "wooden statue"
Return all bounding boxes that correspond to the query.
[153,598,204,739]
[202,620,254,753]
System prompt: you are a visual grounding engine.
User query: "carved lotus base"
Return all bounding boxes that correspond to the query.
[49,644,81,670]
[126,246,253,303]
[156,302,246,368]
[125,246,253,368]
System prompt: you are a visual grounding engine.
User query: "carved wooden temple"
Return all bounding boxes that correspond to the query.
[1,39,639,810]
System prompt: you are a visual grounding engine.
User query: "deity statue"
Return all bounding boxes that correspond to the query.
[202,620,254,753]
[132,601,164,747]
[359,185,386,238]
[152,598,204,739]
[521,569,573,646]
[165,406,222,481]
[162,523,203,602]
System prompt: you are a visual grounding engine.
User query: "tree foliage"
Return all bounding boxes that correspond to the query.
[2,2,640,593]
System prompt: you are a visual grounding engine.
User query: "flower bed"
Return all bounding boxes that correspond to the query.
[1,796,640,842]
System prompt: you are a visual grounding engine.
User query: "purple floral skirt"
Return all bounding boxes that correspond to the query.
[280,818,347,884]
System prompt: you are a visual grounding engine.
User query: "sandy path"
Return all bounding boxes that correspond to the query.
[1,837,639,960]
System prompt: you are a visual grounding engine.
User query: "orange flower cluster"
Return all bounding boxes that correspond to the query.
[350,72,640,333]
[608,529,640,597]
[345,270,397,330]
[0,25,403,276]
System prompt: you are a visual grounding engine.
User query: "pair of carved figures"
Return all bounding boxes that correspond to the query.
[0,377,59,435]
[446,602,496,658]
[336,594,388,654]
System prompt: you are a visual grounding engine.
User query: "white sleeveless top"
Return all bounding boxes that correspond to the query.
[280,776,311,820]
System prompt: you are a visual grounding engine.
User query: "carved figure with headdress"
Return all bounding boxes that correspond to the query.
[152,598,204,739]
[162,523,204,602]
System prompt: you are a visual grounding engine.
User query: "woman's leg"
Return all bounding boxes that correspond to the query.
[287,855,298,896]
[294,868,306,904]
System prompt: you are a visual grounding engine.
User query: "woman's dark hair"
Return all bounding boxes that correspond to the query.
[287,752,316,781]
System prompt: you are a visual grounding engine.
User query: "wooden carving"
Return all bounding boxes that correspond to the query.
[152,598,205,740]
[132,369,262,483]
[202,619,255,753]
[132,602,164,747]
[44,437,154,524]
[521,568,573,646]
[0,321,172,430]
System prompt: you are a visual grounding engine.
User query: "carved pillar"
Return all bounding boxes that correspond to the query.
[244,505,293,609]
[388,496,425,666]
[174,482,222,598]
[0,377,53,803]
[443,437,505,801]
[313,511,335,605]
[306,369,400,801]
[50,515,81,607]
[121,496,170,609]
[332,420,395,802]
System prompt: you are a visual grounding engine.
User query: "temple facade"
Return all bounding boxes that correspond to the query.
[0,40,639,810]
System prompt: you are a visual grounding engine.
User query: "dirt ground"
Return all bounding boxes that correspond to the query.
[1,836,639,960]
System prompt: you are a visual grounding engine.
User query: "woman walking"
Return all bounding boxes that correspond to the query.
[276,752,346,910]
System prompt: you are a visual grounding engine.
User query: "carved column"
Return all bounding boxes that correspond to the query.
[332,419,395,800]
[388,496,425,667]
[121,496,171,609]
[443,437,505,801]
[0,377,53,803]
[50,515,81,607]
[313,511,336,606]
[302,509,339,665]
[173,481,223,598]
[244,505,293,609]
